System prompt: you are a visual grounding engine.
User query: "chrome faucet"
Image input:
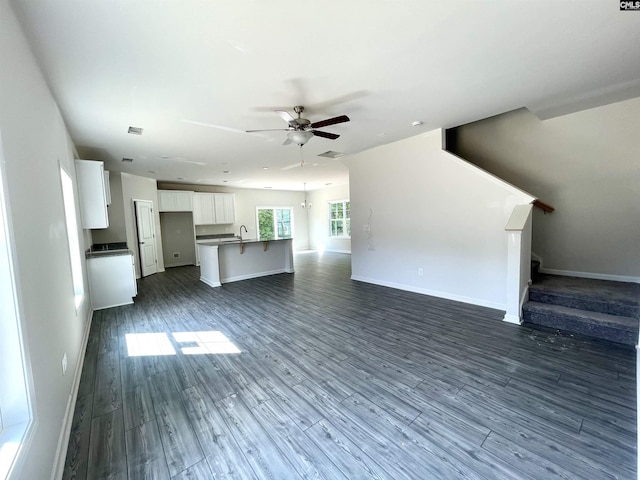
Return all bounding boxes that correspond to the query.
[239,224,248,241]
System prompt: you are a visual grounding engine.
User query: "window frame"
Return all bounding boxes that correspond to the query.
[328,199,351,238]
[255,206,295,241]
[0,142,33,480]
[59,164,85,310]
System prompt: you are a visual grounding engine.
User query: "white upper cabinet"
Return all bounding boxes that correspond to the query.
[192,192,235,225]
[192,192,215,225]
[75,159,109,229]
[214,193,235,224]
[158,190,193,212]
[104,171,111,205]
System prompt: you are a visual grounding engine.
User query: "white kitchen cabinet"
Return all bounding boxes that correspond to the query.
[87,253,137,309]
[214,193,235,224]
[158,190,193,212]
[75,159,109,229]
[104,171,111,205]
[192,192,235,225]
[193,192,216,225]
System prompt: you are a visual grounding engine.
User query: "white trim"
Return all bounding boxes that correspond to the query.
[50,308,94,480]
[539,267,640,284]
[199,276,222,288]
[503,313,522,324]
[350,275,506,311]
[323,249,351,254]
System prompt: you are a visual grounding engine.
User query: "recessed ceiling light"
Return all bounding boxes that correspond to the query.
[412,121,424,127]
[159,154,169,159]
[128,126,143,135]
[177,177,184,180]
[223,170,230,174]
[223,180,228,183]
[147,170,156,174]
[325,183,332,186]
[262,167,269,170]
[122,157,133,163]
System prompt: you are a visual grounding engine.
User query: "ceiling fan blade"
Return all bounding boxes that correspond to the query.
[310,115,350,129]
[282,137,293,146]
[246,128,291,133]
[311,130,340,140]
[275,110,295,124]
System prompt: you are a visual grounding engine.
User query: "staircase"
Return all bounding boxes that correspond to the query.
[522,266,640,346]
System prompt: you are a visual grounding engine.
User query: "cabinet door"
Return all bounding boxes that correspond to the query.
[158,190,177,212]
[75,159,109,229]
[159,190,193,212]
[175,191,193,211]
[193,193,215,225]
[214,193,235,224]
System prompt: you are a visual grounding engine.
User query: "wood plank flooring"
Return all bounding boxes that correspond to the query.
[63,252,637,479]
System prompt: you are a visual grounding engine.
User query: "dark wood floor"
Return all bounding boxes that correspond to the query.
[64,252,637,479]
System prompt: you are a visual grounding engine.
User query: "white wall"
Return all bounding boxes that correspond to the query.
[347,129,534,310]
[121,172,165,277]
[158,183,310,251]
[160,212,196,267]
[307,184,351,253]
[454,101,640,281]
[0,1,93,477]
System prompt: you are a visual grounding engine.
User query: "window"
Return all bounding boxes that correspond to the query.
[60,166,84,309]
[329,200,350,237]
[256,207,293,240]
[0,152,31,479]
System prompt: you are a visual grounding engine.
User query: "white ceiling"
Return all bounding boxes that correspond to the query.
[11,0,640,191]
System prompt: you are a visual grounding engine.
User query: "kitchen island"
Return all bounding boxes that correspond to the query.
[197,238,294,287]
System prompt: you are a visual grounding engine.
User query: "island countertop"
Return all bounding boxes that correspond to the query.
[196,237,292,246]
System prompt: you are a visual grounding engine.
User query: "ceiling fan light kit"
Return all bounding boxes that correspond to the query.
[246,105,350,147]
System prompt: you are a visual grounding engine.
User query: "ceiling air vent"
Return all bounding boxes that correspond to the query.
[127,126,143,135]
[317,150,345,159]
[122,157,133,163]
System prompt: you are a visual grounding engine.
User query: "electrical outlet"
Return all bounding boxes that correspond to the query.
[363,224,370,232]
[62,353,68,376]
[173,252,180,258]
[418,268,424,276]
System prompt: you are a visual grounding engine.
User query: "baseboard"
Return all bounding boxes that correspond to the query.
[503,313,522,324]
[350,275,506,311]
[50,308,94,480]
[539,267,640,284]
[323,249,351,254]
[200,276,221,288]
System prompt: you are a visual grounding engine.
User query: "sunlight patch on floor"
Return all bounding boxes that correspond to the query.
[125,331,241,356]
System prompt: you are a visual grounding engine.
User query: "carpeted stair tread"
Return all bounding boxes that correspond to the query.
[523,301,638,346]
[529,274,640,317]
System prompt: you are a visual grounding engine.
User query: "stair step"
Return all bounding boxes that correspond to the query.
[523,301,639,346]
[529,275,640,317]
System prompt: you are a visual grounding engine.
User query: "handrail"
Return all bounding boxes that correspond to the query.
[533,199,554,213]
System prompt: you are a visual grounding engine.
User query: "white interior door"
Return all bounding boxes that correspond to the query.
[134,200,158,277]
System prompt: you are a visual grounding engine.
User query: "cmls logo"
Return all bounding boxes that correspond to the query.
[620,0,640,10]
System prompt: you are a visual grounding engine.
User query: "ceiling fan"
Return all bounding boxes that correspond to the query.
[246,106,350,146]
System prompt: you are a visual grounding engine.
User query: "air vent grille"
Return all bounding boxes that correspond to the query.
[127,126,143,135]
[122,157,133,163]
[317,150,345,159]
